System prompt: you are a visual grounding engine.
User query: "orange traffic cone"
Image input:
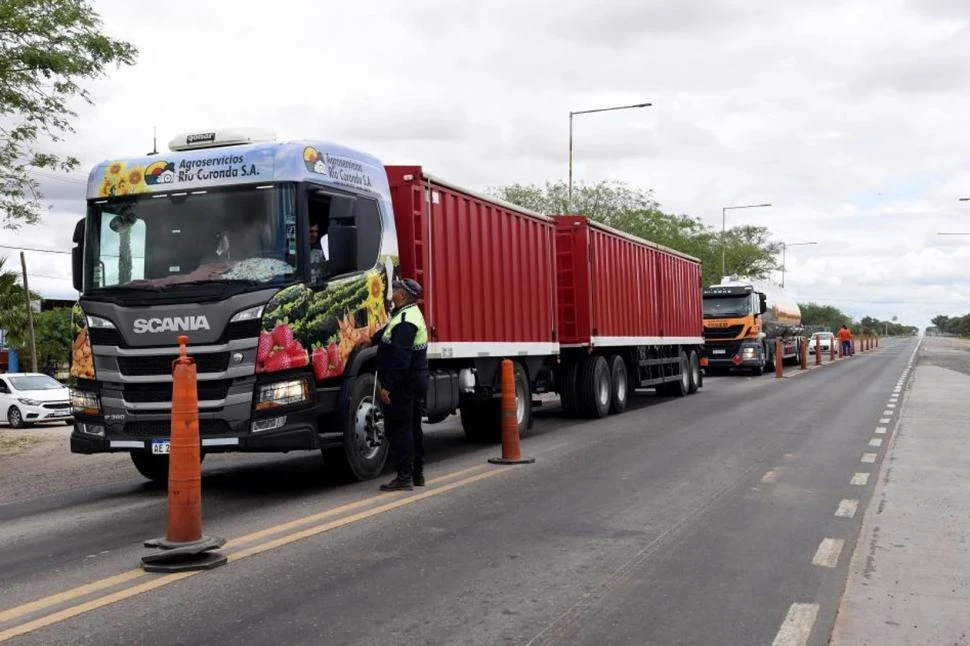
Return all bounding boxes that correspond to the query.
[142,335,226,572]
[489,359,535,465]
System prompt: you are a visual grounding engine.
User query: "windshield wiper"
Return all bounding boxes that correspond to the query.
[89,284,163,294]
[161,279,264,289]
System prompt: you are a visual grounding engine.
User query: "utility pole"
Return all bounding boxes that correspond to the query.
[19,251,38,372]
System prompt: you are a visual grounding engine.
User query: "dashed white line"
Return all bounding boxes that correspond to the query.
[852,472,870,486]
[812,537,845,568]
[883,410,893,416]
[875,426,887,434]
[887,403,896,408]
[835,499,859,518]
[861,453,877,463]
[879,418,891,424]
[869,438,884,447]
[761,470,779,484]
[773,603,819,646]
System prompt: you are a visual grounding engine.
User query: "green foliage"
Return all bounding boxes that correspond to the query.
[0,0,137,227]
[800,303,917,336]
[929,314,970,337]
[0,256,39,347]
[33,307,73,362]
[490,180,780,286]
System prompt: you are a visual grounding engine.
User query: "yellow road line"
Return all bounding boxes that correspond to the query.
[0,464,486,629]
[0,465,503,642]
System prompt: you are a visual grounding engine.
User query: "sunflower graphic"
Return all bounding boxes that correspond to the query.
[98,178,113,197]
[127,167,148,193]
[107,161,125,178]
[364,272,388,327]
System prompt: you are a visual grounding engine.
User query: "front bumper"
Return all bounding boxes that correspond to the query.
[702,340,763,368]
[70,405,321,454]
[19,403,73,424]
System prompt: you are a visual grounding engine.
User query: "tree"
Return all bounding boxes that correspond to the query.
[1,0,138,228]
[32,307,74,367]
[490,180,658,225]
[799,302,853,331]
[0,256,39,347]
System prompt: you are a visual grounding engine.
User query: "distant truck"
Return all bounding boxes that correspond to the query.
[701,277,803,375]
[68,128,705,484]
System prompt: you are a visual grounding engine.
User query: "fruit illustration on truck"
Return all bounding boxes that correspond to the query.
[701,277,803,375]
[68,128,706,484]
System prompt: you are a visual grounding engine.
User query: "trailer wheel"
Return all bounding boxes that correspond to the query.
[326,372,389,481]
[579,355,611,418]
[460,362,531,442]
[672,350,690,397]
[608,355,628,414]
[687,351,701,394]
[559,360,581,418]
[130,451,169,484]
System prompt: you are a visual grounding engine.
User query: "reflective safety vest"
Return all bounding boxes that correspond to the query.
[382,303,428,350]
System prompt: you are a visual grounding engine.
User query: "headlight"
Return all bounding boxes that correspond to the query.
[70,389,101,416]
[17,398,41,407]
[255,378,310,411]
[86,315,116,329]
[230,305,265,323]
[742,347,757,356]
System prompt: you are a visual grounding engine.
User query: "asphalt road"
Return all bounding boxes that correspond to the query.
[0,338,917,645]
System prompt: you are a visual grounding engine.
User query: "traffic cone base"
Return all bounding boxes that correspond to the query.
[142,536,227,573]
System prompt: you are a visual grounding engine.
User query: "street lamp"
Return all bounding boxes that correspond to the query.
[568,102,652,212]
[721,203,772,277]
[938,232,970,235]
[780,241,818,288]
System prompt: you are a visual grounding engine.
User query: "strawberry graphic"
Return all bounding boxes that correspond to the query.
[265,351,293,372]
[271,323,295,350]
[312,347,328,379]
[257,331,274,362]
[327,342,341,372]
[289,346,308,368]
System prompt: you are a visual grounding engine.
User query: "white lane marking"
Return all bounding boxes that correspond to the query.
[835,499,859,518]
[883,410,893,416]
[887,403,896,408]
[773,603,819,646]
[761,470,779,484]
[870,438,884,447]
[852,472,870,486]
[875,427,887,434]
[861,453,877,463]
[812,538,845,568]
[879,418,891,424]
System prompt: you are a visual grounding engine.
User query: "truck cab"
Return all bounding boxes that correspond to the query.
[701,284,770,374]
[69,128,404,482]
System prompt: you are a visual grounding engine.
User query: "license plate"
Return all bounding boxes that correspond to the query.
[712,349,727,355]
[151,440,170,455]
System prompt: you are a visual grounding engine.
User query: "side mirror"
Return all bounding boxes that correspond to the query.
[759,293,768,314]
[326,224,358,277]
[72,219,85,292]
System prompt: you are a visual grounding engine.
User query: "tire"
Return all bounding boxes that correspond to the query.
[130,451,169,484]
[326,373,389,481]
[578,355,611,418]
[687,351,701,394]
[671,350,689,397]
[559,360,581,418]
[6,407,25,429]
[461,362,531,442]
[608,355,628,414]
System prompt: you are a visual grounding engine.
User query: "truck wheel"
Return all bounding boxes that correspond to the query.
[130,451,169,484]
[672,350,690,397]
[579,355,611,418]
[461,362,531,442]
[608,355,628,414]
[559,360,581,418]
[327,373,389,481]
[687,351,701,394]
[6,406,25,429]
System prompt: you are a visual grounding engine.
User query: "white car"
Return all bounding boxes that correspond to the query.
[807,332,835,355]
[0,373,73,428]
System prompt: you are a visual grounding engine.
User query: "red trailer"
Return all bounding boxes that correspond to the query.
[387,166,561,440]
[555,217,705,418]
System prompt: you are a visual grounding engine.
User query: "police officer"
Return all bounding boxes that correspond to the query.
[376,278,429,491]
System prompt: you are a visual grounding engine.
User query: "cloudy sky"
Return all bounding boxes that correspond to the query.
[3,0,970,328]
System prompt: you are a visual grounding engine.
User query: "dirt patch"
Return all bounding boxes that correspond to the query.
[919,337,970,377]
[0,423,132,505]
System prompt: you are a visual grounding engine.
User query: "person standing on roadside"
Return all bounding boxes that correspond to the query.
[838,325,853,357]
[375,278,430,491]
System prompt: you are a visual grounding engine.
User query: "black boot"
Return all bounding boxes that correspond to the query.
[380,464,413,491]
[412,461,425,487]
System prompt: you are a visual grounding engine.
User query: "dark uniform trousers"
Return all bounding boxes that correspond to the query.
[384,371,429,470]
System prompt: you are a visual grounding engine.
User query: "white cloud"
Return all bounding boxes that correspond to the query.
[3,0,970,329]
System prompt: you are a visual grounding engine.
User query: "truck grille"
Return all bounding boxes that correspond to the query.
[123,420,231,437]
[117,353,229,376]
[704,324,745,339]
[122,380,232,403]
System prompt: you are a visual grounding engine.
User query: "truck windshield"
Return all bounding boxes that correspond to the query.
[703,296,752,318]
[83,184,297,292]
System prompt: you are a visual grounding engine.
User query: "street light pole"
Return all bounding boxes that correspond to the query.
[720,203,772,277]
[568,102,652,212]
[779,241,818,288]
